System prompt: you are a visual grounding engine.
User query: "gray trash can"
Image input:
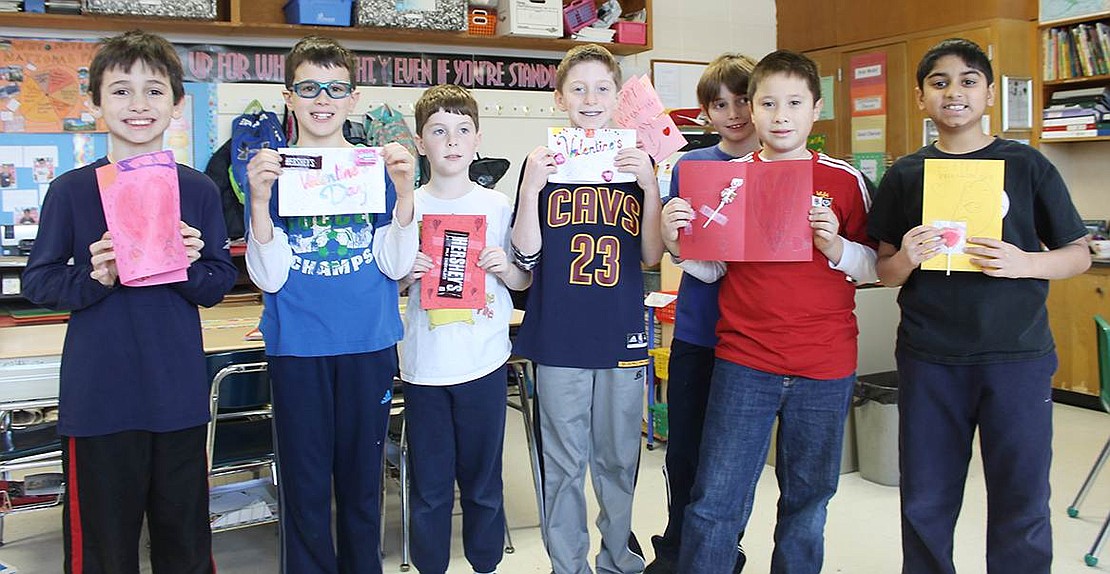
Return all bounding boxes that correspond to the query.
[854,371,899,487]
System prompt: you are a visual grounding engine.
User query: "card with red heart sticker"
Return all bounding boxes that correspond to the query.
[547,127,637,184]
[615,75,689,163]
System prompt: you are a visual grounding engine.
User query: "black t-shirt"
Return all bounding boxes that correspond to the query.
[868,138,1086,364]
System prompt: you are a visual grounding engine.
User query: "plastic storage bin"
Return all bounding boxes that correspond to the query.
[284,0,353,26]
[613,21,647,44]
[562,0,598,35]
[854,371,900,486]
[467,7,497,35]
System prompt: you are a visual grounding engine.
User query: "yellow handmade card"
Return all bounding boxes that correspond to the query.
[921,158,1004,273]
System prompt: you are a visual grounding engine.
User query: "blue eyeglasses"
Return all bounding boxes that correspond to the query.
[290,80,355,99]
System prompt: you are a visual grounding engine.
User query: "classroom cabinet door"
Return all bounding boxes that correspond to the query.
[806,48,846,159]
[839,43,911,160]
[1047,267,1110,396]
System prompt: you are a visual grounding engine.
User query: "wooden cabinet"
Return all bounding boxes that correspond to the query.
[807,48,847,158]
[1048,265,1110,396]
[778,0,1034,52]
[803,18,1035,162]
[0,0,653,56]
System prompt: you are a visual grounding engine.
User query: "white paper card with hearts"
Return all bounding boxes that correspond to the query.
[547,127,638,185]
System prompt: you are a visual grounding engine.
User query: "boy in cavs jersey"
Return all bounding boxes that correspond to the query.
[510,43,664,574]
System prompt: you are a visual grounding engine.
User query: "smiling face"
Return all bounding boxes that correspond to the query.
[94,60,183,159]
[554,60,619,130]
[416,110,480,180]
[916,54,994,137]
[283,62,359,147]
[706,85,756,151]
[750,71,822,160]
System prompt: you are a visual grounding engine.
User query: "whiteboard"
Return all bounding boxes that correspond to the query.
[650,60,708,110]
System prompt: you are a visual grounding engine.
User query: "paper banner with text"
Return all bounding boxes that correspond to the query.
[615,75,688,163]
[852,152,886,184]
[420,214,486,310]
[921,158,1004,273]
[0,38,106,134]
[277,147,386,217]
[547,128,637,184]
[678,160,813,262]
[96,150,188,287]
[849,52,887,155]
[851,116,887,153]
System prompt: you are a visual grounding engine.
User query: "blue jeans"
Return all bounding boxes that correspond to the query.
[678,358,854,574]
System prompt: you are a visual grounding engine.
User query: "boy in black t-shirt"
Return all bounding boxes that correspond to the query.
[868,38,1090,574]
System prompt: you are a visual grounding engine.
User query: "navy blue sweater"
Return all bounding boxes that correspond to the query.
[22,157,237,437]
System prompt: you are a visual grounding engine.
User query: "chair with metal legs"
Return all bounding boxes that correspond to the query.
[205,350,277,532]
[0,398,62,546]
[1066,315,1110,567]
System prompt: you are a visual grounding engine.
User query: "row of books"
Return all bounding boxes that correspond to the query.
[1041,86,1110,139]
[1042,20,1110,81]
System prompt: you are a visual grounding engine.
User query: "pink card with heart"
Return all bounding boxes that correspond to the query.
[678,160,814,262]
[96,150,189,287]
[616,75,688,163]
[547,127,638,185]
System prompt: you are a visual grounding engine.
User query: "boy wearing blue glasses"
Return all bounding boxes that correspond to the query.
[243,35,418,573]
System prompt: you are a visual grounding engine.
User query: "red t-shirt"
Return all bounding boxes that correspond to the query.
[715,151,876,380]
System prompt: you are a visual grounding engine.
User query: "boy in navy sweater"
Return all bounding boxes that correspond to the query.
[22,31,236,573]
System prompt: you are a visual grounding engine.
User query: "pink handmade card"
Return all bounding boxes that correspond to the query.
[615,75,688,162]
[420,214,487,310]
[678,161,813,262]
[96,150,189,287]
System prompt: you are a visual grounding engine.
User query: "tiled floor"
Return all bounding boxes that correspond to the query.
[3,402,1110,573]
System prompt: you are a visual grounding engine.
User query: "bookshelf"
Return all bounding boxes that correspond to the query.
[1037,10,1110,143]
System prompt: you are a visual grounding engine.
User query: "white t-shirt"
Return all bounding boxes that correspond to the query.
[399,184,514,385]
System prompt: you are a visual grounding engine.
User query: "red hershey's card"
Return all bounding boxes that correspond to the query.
[420,214,487,309]
[677,160,813,262]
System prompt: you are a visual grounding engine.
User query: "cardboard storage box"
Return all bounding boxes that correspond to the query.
[84,0,217,19]
[284,0,353,26]
[496,0,562,37]
[356,0,467,30]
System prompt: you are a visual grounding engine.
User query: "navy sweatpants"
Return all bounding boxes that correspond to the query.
[898,350,1056,574]
[403,366,507,574]
[268,348,396,574]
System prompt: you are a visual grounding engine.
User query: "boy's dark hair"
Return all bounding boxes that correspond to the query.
[88,30,184,107]
[747,50,821,103]
[916,38,994,88]
[555,44,621,92]
[285,36,356,88]
[414,84,479,134]
[696,53,758,110]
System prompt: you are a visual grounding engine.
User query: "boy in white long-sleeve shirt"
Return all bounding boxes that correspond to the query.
[242,35,418,573]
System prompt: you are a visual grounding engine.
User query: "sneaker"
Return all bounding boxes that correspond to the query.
[645,534,676,574]
[734,541,747,574]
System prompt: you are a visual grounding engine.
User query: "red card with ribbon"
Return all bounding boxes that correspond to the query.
[420,214,487,309]
[677,160,813,262]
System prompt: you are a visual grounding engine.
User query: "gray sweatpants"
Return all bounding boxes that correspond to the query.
[535,364,647,574]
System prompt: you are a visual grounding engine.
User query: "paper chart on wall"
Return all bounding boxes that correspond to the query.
[921,158,1004,273]
[547,128,637,184]
[96,150,189,287]
[277,147,386,217]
